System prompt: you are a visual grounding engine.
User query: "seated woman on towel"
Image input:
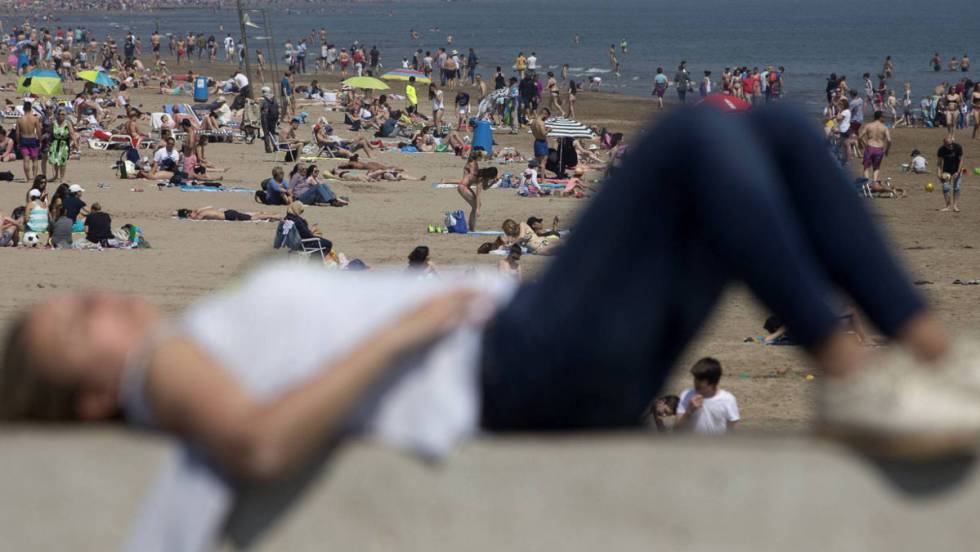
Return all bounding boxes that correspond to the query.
[285,200,333,251]
[174,206,281,222]
[180,144,224,181]
[292,165,349,207]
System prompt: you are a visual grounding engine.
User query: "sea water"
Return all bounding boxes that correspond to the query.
[53,0,980,112]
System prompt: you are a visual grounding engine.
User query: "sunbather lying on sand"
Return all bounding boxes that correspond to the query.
[173,206,281,221]
[336,168,426,182]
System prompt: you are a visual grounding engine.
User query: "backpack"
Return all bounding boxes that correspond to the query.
[444,210,469,234]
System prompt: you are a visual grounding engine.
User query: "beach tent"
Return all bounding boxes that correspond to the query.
[381,69,430,84]
[16,74,62,96]
[341,76,389,90]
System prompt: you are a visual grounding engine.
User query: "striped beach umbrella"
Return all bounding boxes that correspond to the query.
[381,68,431,83]
[544,117,594,139]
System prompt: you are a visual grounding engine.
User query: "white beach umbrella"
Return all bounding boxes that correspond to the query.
[544,117,594,139]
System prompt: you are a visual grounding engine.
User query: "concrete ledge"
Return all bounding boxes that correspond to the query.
[2,428,979,551]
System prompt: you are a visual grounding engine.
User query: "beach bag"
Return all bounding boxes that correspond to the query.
[0,171,14,181]
[444,210,469,234]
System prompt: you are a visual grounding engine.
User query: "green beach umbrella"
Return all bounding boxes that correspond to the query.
[16,75,63,96]
[77,70,117,87]
[341,76,389,90]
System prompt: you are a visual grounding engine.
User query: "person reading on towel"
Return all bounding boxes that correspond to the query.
[4,104,980,550]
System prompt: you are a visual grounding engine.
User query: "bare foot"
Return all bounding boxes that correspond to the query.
[939,207,951,212]
[953,206,961,212]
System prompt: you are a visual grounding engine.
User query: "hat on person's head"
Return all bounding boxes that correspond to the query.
[68,184,85,193]
[911,149,921,156]
[28,189,40,198]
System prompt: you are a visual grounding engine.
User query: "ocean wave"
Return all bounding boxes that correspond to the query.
[583,67,612,74]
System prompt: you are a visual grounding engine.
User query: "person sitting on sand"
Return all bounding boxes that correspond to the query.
[314,121,373,158]
[150,136,181,180]
[497,245,522,280]
[284,201,333,251]
[411,127,437,152]
[501,217,560,255]
[79,202,118,248]
[647,395,680,433]
[291,165,349,207]
[174,206,281,222]
[180,143,223,181]
[0,128,16,162]
[406,245,438,278]
[0,208,21,247]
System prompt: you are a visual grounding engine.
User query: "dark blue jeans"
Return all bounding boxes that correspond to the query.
[480,104,925,430]
[297,184,337,205]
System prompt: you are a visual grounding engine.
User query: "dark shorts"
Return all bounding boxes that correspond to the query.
[224,209,252,221]
[862,146,885,170]
[533,139,549,157]
[152,44,160,52]
[654,84,666,98]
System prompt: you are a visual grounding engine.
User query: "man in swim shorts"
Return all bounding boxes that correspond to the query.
[858,110,891,184]
[16,100,42,181]
[531,108,550,169]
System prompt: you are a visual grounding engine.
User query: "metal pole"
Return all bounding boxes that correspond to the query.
[260,10,281,106]
[236,0,254,99]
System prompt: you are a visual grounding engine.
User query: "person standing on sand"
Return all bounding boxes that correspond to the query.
[515,52,526,80]
[858,110,890,185]
[971,83,980,140]
[674,62,691,104]
[652,67,668,109]
[531,108,550,169]
[405,76,418,115]
[937,134,964,212]
[260,87,279,154]
[16,99,42,182]
[546,72,564,117]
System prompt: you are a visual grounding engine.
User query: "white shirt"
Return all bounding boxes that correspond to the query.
[153,147,180,166]
[233,72,248,89]
[677,388,740,434]
[911,155,927,172]
[836,109,851,134]
[527,55,537,70]
[223,36,233,50]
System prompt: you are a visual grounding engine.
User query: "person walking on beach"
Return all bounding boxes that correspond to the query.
[608,45,620,76]
[405,76,419,115]
[516,52,527,80]
[16,100,42,182]
[674,62,691,104]
[937,134,964,212]
[971,83,980,140]
[858,110,890,185]
[260,87,279,154]
[652,67,668,109]
[546,72,564,117]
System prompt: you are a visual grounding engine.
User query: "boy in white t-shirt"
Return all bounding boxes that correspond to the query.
[676,357,740,434]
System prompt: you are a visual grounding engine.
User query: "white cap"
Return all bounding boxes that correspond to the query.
[69,184,85,193]
[28,189,40,198]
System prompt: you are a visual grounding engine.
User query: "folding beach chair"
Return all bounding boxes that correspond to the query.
[268,134,299,162]
[273,220,328,260]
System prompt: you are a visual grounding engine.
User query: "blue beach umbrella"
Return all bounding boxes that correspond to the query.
[23,68,61,79]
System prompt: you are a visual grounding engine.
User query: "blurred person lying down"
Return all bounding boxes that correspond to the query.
[4,104,980,551]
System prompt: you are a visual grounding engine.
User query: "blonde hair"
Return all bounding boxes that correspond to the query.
[287,201,305,217]
[0,312,81,421]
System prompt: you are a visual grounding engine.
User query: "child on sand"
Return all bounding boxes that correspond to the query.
[675,358,740,434]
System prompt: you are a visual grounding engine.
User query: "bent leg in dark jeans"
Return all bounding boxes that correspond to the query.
[480,104,925,431]
[298,184,337,205]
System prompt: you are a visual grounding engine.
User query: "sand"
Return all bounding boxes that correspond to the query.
[0,62,978,431]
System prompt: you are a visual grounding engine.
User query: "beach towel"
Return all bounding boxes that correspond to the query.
[177,185,253,193]
[465,230,504,236]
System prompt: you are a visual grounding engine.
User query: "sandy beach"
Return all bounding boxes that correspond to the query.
[0,61,978,432]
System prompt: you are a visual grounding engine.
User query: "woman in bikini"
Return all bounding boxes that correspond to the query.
[971,83,980,140]
[944,87,961,135]
[456,151,497,231]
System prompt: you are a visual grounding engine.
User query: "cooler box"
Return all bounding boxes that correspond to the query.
[193,76,209,103]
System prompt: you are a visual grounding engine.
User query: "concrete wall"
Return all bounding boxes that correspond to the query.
[2,428,979,551]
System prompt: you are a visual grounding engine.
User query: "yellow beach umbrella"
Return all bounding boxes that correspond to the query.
[341,76,390,90]
[16,75,63,96]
